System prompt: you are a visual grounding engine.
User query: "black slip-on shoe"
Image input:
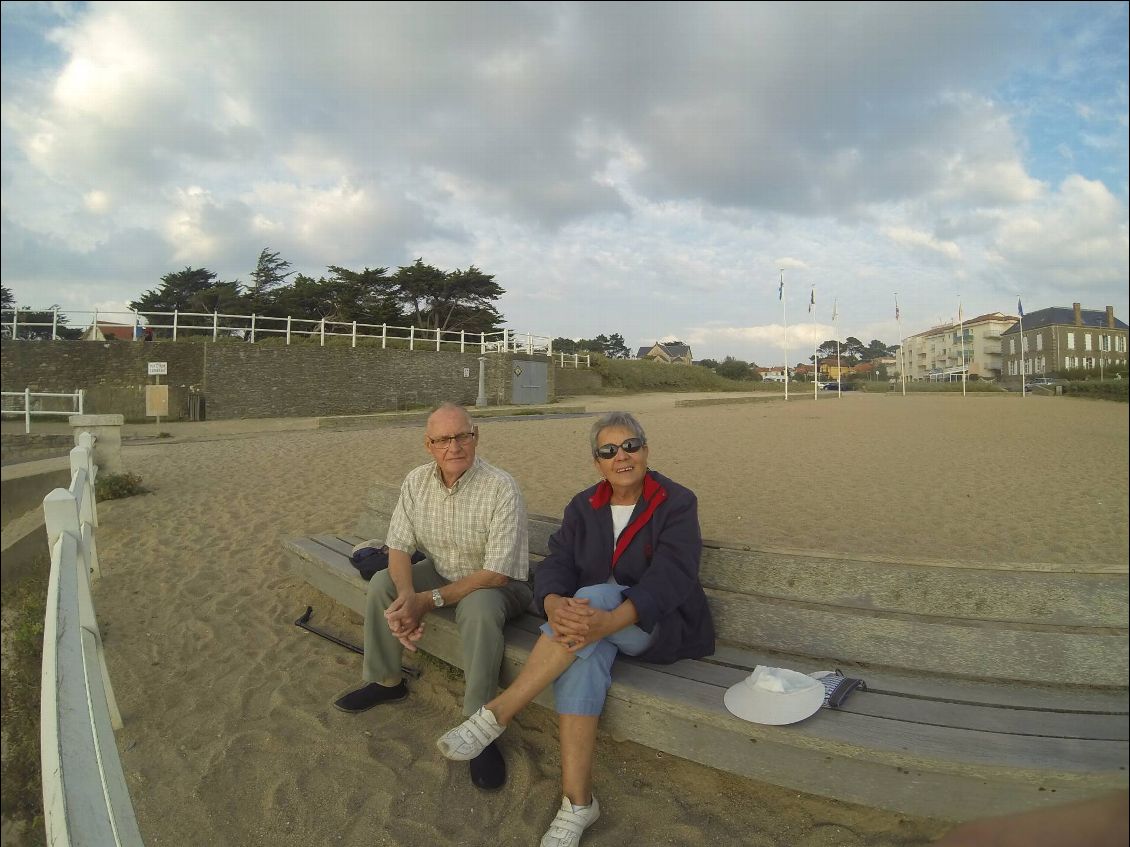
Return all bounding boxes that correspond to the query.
[332,681,407,713]
[469,740,507,790]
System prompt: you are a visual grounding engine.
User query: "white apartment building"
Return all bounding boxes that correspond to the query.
[893,312,1017,381]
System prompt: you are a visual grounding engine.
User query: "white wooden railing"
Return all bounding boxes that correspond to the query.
[551,352,592,368]
[1,306,578,362]
[1,388,85,433]
[40,433,144,846]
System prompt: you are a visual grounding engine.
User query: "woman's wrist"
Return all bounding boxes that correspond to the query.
[543,594,563,616]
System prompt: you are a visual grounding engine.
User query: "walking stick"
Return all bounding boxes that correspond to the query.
[294,606,421,678]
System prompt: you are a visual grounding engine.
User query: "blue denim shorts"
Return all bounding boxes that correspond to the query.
[540,582,658,716]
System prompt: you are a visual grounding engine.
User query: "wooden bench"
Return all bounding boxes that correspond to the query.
[284,481,1129,822]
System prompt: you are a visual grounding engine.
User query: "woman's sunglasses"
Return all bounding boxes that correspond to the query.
[595,437,646,460]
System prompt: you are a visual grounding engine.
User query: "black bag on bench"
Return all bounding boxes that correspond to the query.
[816,671,867,708]
[349,544,425,580]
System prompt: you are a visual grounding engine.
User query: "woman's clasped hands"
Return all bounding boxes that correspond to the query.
[545,595,613,654]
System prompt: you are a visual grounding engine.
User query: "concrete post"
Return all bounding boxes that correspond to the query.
[476,356,488,408]
[68,414,125,476]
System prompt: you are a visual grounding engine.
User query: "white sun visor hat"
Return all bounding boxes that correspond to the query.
[723,665,826,725]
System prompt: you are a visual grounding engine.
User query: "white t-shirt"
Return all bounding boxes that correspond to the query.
[610,504,635,543]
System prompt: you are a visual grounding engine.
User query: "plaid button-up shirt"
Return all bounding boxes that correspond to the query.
[385,457,529,582]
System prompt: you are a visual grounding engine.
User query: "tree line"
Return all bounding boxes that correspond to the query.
[127,250,506,335]
[696,337,899,381]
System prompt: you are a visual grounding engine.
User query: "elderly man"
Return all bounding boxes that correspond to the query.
[333,402,531,790]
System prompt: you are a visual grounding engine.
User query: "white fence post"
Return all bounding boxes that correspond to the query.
[286,315,292,345]
[173,309,179,340]
[10,305,16,338]
[352,321,357,348]
[25,387,31,434]
[213,311,219,341]
[72,436,100,528]
[381,324,387,349]
[460,330,465,353]
[250,313,257,343]
[320,318,325,346]
[52,309,59,340]
[409,326,415,351]
[436,328,441,352]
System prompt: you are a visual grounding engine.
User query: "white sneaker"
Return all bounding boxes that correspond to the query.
[435,706,505,761]
[540,795,600,847]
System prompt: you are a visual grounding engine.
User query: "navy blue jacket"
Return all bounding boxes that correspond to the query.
[533,470,715,664]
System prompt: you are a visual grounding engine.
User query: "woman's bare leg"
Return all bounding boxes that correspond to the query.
[486,633,574,725]
[559,713,600,806]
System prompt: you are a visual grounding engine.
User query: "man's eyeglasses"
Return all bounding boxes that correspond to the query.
[595,437,645,460]
[428,428,478,450]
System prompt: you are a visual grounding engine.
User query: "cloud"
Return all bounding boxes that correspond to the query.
[882,226,962,262]
[1,2,1126,369]
[988,175,1129,295]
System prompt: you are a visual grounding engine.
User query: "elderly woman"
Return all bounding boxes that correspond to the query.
[436,411,715,847]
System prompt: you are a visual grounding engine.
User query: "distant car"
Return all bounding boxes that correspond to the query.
[1024,378,1057,393]
[820,381,857,390]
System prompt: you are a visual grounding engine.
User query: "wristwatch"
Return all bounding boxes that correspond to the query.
[431,588,445,608]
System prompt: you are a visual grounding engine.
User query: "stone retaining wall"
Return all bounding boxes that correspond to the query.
[2,340,560,420]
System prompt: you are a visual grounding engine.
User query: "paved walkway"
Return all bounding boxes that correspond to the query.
[1,390,778,449]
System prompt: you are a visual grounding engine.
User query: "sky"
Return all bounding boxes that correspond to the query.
[2,1,1127,366]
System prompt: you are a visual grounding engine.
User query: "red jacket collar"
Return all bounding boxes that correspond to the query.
[588,470,662,509]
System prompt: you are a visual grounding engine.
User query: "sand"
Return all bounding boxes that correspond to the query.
[84,392,1127,846]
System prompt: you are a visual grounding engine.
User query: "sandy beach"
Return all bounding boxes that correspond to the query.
[81,392,1127,846]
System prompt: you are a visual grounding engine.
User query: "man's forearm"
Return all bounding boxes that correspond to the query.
[429,569,510,608]
[387,549,417,596]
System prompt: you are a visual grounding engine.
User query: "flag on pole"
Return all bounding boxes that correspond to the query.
[832,298,838,322]
[808,288,815,313]
[778,276,783,300]
[1017,297,1024,317]
[895,296,900,320]
[958,301,963,322]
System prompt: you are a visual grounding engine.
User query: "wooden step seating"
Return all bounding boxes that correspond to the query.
[284,481,1128,822]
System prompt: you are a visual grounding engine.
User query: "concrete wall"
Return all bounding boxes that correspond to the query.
[2,339,561,421]
[1,339,204,420]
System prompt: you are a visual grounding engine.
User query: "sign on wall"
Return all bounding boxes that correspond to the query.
[147,362,168,376]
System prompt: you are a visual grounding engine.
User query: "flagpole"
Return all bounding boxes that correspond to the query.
[810,286,817,401]
[833,297,841,398]
[780,269,788,401]
[1017,296,1026,398]
[958,297,966,398]
[895,293,906,396]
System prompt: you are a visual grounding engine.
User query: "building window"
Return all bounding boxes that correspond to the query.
[1022,336,1029,353]
[1064,356,1071,369]
[1067,332,1075,350]
[1010,338,1016,354]
[1036,334,1043,351]
[1084,334,1092,351]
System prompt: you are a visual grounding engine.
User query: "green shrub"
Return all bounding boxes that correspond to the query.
[95,471,147,501]
[1062,380,1129,402]
[1,573,49,845]
[591,356,766,393]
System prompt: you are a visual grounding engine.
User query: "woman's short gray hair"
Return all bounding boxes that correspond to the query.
[589,411,647,457]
